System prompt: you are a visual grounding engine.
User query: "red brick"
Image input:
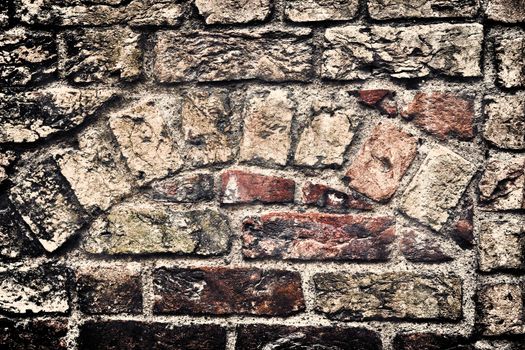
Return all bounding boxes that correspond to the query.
[346,122,417,202]
[220,170,295,204]
[400,228,452,263]
[402,92,474,140]
[302,182,372,210]
[242,212,395,261]
[153,267,305,316]
[358,89,397,117]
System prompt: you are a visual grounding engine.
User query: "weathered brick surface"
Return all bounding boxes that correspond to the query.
[486,0,525,23]
[393,333,472,350]
[196,0,270,24]
[495,29,525,88]
[484,95,525,150]
[0,319,68,350]
[79,321,227,350]
[314,272,462,321]
[400,227,453,263]
[301,182,373,210]
[323,24,483,80]
[242,212,395,260]
[359,89,398,117]
[478,216,524,271]
[368,0,479,19]
[152,173,215,202]
[236,324,382,349]
[153,267,305,316]
[221,170,295,204]
[285,0,359,22]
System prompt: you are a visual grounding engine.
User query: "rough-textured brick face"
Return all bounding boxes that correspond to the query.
[399,227,453,263]
[301,182,373,210]
[152,173,215,202]
[195,0,270,24]
[368,0,479,19]
[495,29,525,88]
[484,95,525,150]
[285,0,359,22]
[0,319,69,350]
[153,267,305,316]
[478,216,524,271]
[486,0,525,23]
[393,333,472,350]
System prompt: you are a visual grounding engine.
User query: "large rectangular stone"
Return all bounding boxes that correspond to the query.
[0,319,68,350]
[285,0,359,22]
[368,0,479,19]
[314,272,462,321]
[323,24,483,80]
[153,28,314,82]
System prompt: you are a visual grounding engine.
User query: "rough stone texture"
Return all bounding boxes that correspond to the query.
[0,319,69,350]
[76,264,143,315]
[400,228,453,263]
[301,182,373,210]
[486,0,525,23]
[109,96,183,184]
[79,321,227,350]
[400,146,476,231]
[151,173,214,202]
[0,4,8,27]
[180,89,239,166]
[240,88,294,166]
[242,212,396,261]
[0,88,115,144]
[477,282,525,335]
[346,122,418,202]
[478,216,524,272]
[60,28,142,83]
[450,198,475,248]
[323,24,483,80]
[0,27,56,86]
[58,125,135,211]
[368,0,479,19]
[401,92,475,140]
[16,0,185,26]
[314,272,462,321]
[220,170,295,204]
[236,325,382,350]
[84,200,231,255]
[153,28,313,82]
[495,29,525,88]
[0,264,70,314]
[479,153,525,210]
[9,156,87,252]
[196,0,270,24]
[393,333,472,350]
[359,89,398,117]
[153,267,305,316]
[285,0,359,22]
[484,95,525,150]
[0,152,14,183]
[294,91,358,168]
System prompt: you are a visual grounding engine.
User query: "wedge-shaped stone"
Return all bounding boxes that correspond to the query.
[368,0,479,19]
[314,272,462,321]
[153,28,313,82]
[400,146,476,231]
[84,200,230,255]
[323,24,483,80]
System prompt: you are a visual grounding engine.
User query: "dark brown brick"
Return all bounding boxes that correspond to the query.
[358,89,398,117]
[236,324,382,350]
[221,170,295,204]
[393,333,472,350]
[79,321,227,350]
[152,173,215,203]
[0,319,68,350]
[400,228,453,263]
[302,182,373,211]
[242,212,395,261]
[153,267,305,316]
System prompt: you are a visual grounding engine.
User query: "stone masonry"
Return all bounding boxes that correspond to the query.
[1,0,525,349]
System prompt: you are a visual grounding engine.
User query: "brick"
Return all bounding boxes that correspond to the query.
[59,28,142,83]
[400,228,453,263]
[242,212,395,261]
[153,28,313,83]
[478,216,524,272]
[84,200,231,255]
[196,0,270,24]
[393,333,472,350]
[368,0,479,19]
[0,28,56,86]
[400,146,476,231]
[221,170,295,204]
[152,173,215,202]
[0,319,68,350]
[495,29,525,88]
[153,267,305,316]
[358,89,398,117]
[346,122,417,202]
[16,0,184,26]
[79,321,227,350]
[236,324,382,350]
[58,125,136,211]
[180,89,239,166]
[9,156,87,252]
[484,95,525,150]
[477,282,525,335]
[401,92,475,140]
[0,263,70,314]
[450,198,475,248]
[323,24,482,80]
[0,88,115,144]
[487,0,525,23]
[285,0,359,22]
[302,182,373,210]
[109,96,183,184]
[479,153,525,210]
[239,88,294,166]
[314,272,462,321]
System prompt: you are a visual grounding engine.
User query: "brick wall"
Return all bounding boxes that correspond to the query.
[1,0,524,349]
